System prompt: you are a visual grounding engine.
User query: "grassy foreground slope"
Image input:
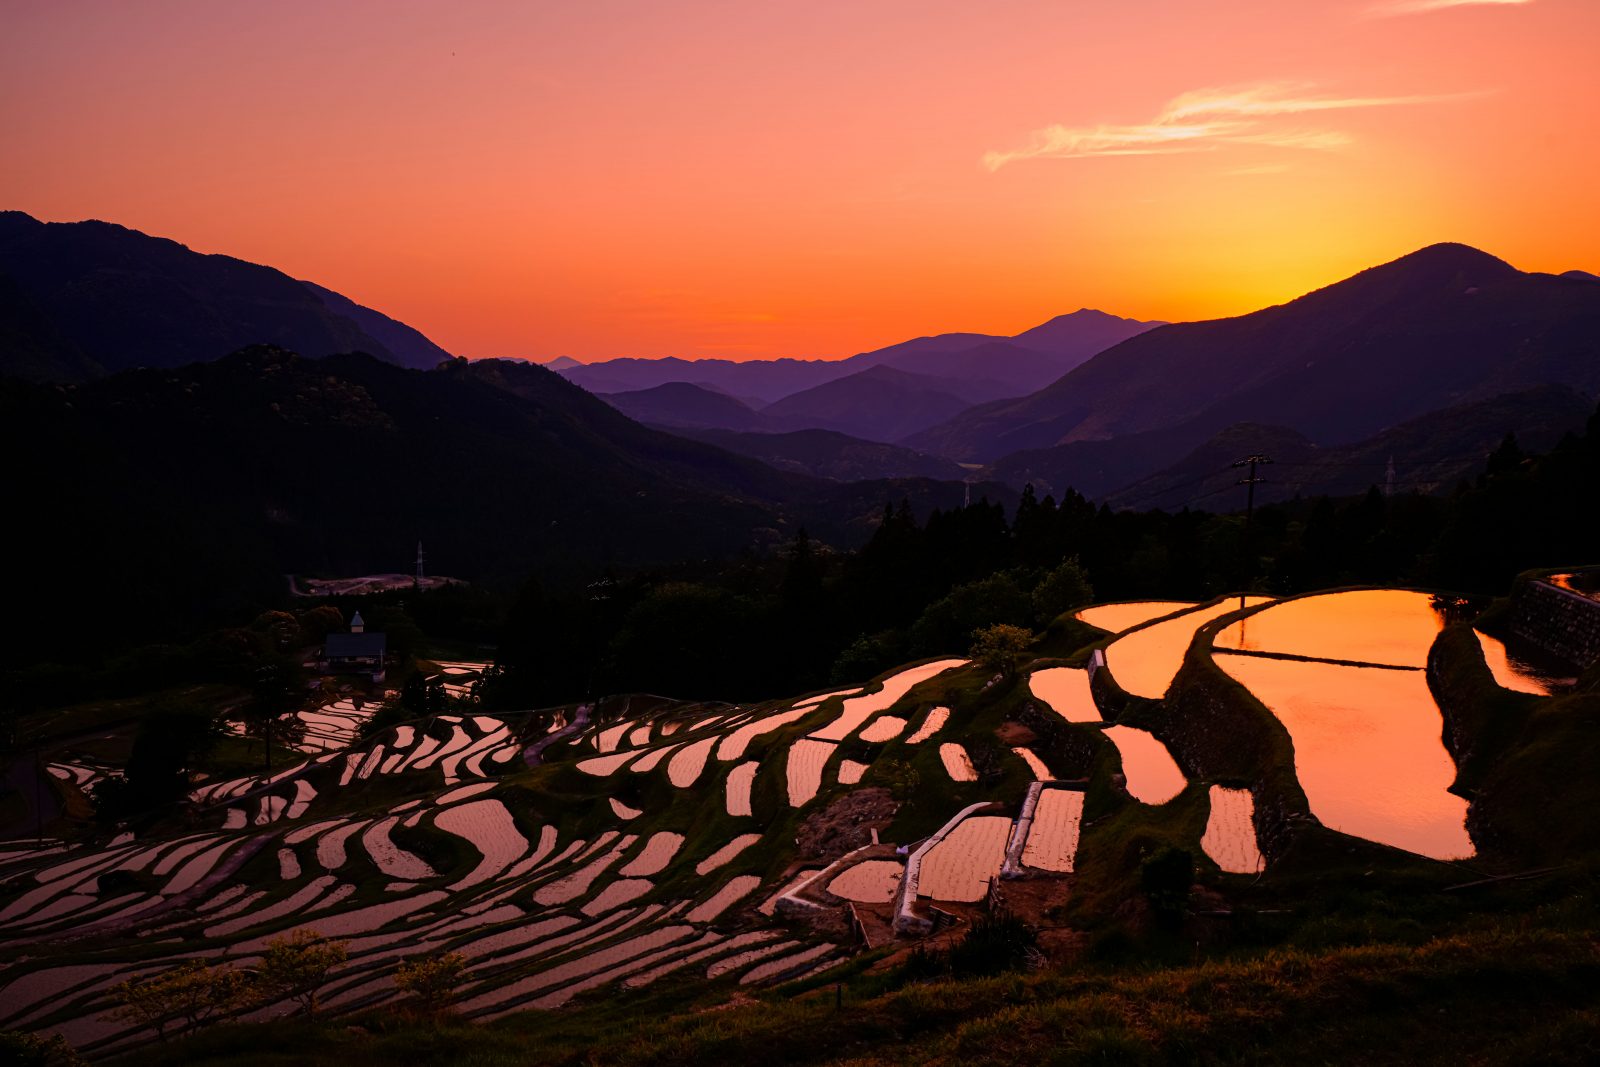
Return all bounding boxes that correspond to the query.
[128,905,1600,1066]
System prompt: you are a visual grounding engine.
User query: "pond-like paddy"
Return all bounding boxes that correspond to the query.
[810,659,965,742]
[1216,656,1472,860]
[1474,630,1563,696]
[1027,667,1100,723]
[1075,601,1196,635]
[1107,597,1272,698]
[1214,590,1445,667]
[1101,726,1187,804]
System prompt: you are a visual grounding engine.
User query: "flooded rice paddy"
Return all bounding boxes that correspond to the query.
[917,815,1012,902]
[1216,656,1472,859]
[1075,600,1196,634]
[1107,597,1272,698]
[1199,786,1264,874]
[1020,789,1083,873]
[1214,590,1445,667]
[1102,726,1187,804]
[826,860,903,903]
[1027,667,1101,723]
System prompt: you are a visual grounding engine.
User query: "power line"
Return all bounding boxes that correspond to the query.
[1233,454,1272,587]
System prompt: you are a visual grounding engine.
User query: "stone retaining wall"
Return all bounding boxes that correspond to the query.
[1508,578,1600,671]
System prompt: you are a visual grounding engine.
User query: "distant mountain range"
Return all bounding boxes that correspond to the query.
[0,212,454,381]
[3,212,1594,531]
[908,244,1600,468]
[559,308,1161,405]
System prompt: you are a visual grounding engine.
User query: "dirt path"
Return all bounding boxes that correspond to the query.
[523,702,593,766]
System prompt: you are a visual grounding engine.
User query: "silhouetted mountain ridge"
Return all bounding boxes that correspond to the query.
[910,243,1600,463]
[4,347,1010,651]
[0,211,454,381]
[558,309,1160,404]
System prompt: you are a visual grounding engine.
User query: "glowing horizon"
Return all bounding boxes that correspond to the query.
[1,0,1594,363]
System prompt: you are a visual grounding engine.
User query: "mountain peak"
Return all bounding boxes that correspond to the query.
[1376,242,1519,283]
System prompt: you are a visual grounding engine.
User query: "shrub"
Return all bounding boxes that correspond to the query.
[948,909,1039,978]
[1140,846,1195,927]
[394,952,467,1013]
[109,961,250,1040]
[969,624,1035,677]
[257,930,348,1017]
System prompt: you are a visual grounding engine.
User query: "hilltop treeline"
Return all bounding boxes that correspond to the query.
[483,403,1600,709]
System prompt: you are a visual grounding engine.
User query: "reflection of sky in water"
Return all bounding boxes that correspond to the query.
[1214,590,1444,667]
[1075,601,1195,635]
[1549,572,1600,602]
[1218,656,1472,860]
[1107,597,1272,698]
[1474,630,1571,695]
[1102,725,1187,805]
[1027,667,1101,723]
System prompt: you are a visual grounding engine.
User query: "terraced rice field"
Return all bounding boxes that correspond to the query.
[918,815,1012,902]
[2,585,1513,1059]
[809,659,964,742]
[294,700,374,753]
[1474,630,1561,695]
[1027,667,1100,723]
[1213,590,1441,667]
[826,860,903,903]
[715,707,813,761]
[1216,656,1472,859]
[667,736,719,787]
[786,739,837,807]
[904,706,949,744]
[1075,600,1195,634]
[620,833,683,877]
[686,875,761,922]
[1102,726,1187,805]
[1012,747,1052,781]
[1201,786,1264,874]
[725,761,758,817]
[939,743,978,782]
[858,715,908,742]
[435,799,528,889]
[1107,597,1272,698]
[1021,788,1084,872]
[696,834,761,875]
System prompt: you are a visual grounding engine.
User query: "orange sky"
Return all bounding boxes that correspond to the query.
[2,0,1596,362]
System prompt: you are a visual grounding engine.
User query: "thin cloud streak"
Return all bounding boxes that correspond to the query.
[984,83,1484,170]
[1368,0,1533,17]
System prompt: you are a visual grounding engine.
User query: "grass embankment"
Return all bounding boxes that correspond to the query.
[117,894,1600,1067]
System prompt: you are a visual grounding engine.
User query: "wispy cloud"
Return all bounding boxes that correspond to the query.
[983,83,1481,170]
[1221,163,1295,176]
[1368,0,1533,17]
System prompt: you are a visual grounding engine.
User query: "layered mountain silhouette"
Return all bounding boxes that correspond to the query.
[668,427,967,482]
[0,212,454,380]
[5,347,1007,650]
[603,381,774,433]
[559,308,1160,404]
[758,365,979,441]
[909,244,1600,466]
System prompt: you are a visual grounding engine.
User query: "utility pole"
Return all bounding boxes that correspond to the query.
[1233,454,1272,595]
[414,540,426,593]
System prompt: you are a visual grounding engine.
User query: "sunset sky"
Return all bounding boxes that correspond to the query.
[2,0,1595,362]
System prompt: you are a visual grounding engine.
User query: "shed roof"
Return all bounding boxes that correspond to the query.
[326,632,387,658]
